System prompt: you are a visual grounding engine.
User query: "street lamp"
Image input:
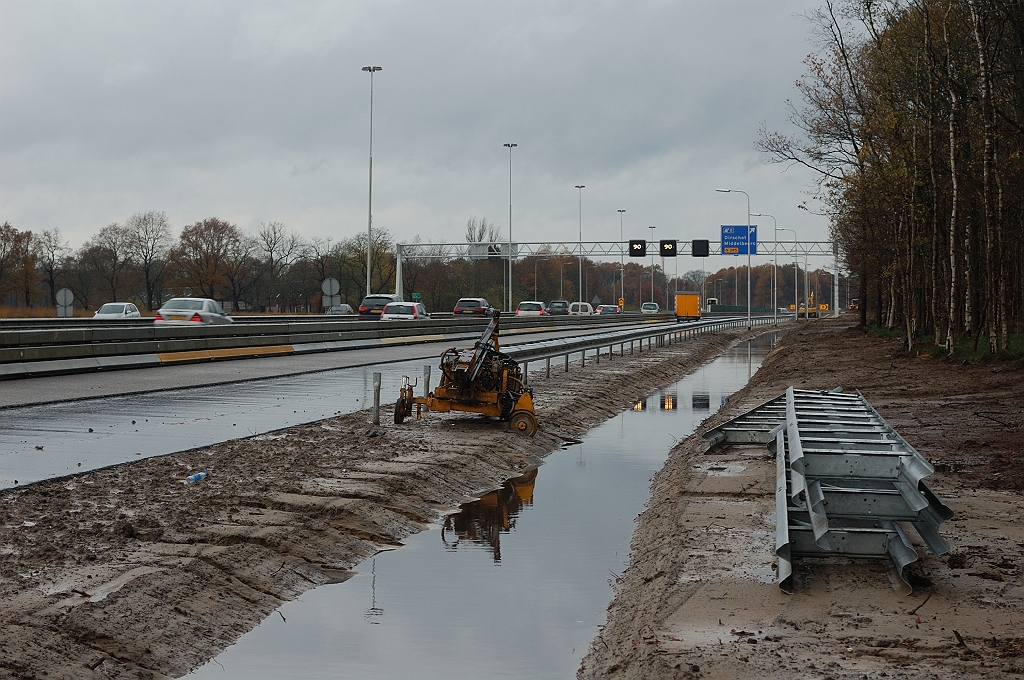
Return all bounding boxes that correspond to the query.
[751,213,777,324]
[716,189,751,329]
[648,225,656,303]
[575,185,585,303]
[504,143,517,312]
[362,66,382,297]
[617,209,626,307]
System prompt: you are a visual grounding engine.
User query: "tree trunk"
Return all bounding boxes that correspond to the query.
[944,11,960,355]
[969,0,998,353]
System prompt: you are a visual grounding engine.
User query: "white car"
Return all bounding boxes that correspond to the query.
[154,298,234,325]
[380,301,430,320]
[568,302,594,315]
[515,301,547,317]
[640,302,661,314]
[93,302,142,319]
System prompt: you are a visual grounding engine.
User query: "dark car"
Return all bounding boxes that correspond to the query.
[548,299,570,315]
[358,294,403,320]
[453,297,493,315]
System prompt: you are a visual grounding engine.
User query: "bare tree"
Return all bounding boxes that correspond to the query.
[126,211,173,310]
[257,222,304,309]
[35,229,71,305]
[79,223,134,302]
[465,217,502,243]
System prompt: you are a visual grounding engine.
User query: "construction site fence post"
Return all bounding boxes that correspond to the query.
[372,372,381,426]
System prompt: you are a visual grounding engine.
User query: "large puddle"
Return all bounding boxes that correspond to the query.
[0,358,438,488]
[187,334,777,679]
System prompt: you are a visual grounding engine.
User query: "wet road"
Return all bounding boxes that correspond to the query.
[186,335,777,679]
[0,323,672,489]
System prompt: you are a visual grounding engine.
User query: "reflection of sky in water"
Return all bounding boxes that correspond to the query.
[188,335,776,680]
[0,359,434,488]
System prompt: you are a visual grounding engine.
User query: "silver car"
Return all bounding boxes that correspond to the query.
[93,302,142,320]
[154,298,234,325]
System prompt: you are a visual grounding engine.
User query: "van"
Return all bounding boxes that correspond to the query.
[568,302,594,315]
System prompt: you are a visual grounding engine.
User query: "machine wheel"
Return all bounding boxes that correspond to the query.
[394,397,407,424]
[508,410,538,437]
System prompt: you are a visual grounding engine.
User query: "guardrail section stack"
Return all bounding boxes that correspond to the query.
[703,387,954,595]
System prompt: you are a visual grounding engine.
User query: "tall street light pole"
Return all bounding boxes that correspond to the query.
[617,209,626,308]
[648,225,656,303]
[716,189,751,329]
[362,66,382,297]
[751,213,777,324]
[504,143,517,312]
[575,185,585,303]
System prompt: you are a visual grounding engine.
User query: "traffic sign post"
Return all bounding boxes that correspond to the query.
[55,288,74,318]
[720,225,757,255]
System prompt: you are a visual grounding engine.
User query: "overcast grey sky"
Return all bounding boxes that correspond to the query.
[0,0,830,258]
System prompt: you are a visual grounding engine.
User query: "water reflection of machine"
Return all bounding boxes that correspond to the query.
[441,468,538,563]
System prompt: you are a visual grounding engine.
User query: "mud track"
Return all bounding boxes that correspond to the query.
[579,319,1024,680]
[0,325,759,679]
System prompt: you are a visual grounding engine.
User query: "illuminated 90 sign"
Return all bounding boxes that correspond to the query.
[628,239,647,257]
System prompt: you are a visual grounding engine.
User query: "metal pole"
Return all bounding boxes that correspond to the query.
[394,243,403,298]
[775,228,797,320]
[804,252,810,319]
[423,365,430,398]
[618,209,625,307]
[648,225,655,303]
[752,213,777,324]
[505,143,517,312]
[362,66,382,297]
[576,185,585,303]
[372,372,381,425]
[716,188,751,328]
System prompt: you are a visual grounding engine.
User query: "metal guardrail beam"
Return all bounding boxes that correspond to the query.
[705,386,954,595]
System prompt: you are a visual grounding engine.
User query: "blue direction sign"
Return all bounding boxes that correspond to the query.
[720,225,757,255]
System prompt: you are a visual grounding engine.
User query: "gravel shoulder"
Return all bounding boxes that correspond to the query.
[0,325,758,679]
[578,318,1024,680]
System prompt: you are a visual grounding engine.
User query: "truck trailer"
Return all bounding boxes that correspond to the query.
[674,291,701,322]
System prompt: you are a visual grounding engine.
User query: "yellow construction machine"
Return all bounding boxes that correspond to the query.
[394,310,538,436]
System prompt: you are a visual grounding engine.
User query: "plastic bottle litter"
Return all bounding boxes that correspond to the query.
[184,466,210,485]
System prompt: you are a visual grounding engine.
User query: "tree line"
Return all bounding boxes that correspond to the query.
[0,212,395,314]
[1,212,841,316]
[761,0,1024,353]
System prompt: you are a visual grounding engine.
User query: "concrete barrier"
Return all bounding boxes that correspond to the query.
[0,313,675,379]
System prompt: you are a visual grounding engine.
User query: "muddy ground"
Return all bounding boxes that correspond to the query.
[0,325,756,679]
[579,319,1024,680]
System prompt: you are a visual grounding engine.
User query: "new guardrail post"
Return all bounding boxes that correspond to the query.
[423,365,431,397]
[372,372,382,426]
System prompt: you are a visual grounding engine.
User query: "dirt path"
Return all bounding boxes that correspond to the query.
[0,325,759,679]
[579,318,1024,680]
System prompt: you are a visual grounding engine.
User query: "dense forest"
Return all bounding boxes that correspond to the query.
[760,0,1024,353]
